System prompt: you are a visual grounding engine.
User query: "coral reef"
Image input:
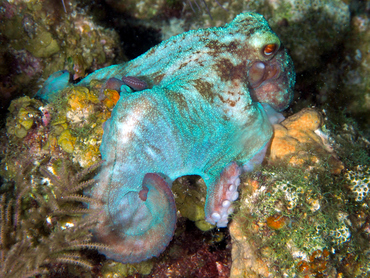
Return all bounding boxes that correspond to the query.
[227,105,370,277]
[1,1,370,277]
[228,115,370,278]
[327,111,370,169]
[0,0,123,116]
[229,163,370,277]
[6,96,44,139]
[2,80,114,177]
[2,76,234,276]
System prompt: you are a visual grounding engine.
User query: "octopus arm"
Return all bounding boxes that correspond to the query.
[91,170,176,263]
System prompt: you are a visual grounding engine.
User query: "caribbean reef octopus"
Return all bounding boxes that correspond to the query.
[38,12,295,263]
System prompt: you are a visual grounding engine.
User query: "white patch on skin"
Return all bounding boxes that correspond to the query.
[117,107,145,145]
[144,146,158,160]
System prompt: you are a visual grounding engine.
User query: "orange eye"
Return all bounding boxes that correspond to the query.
[263,44,277,56]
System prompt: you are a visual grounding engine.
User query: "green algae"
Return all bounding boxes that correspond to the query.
[25,28,60,58]
[233,159,370,276]
[172,176,215,231]
[6,96,43,139]
[100,260,154,277]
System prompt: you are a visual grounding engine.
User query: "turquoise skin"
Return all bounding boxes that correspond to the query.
[38,12,295,263]
[35,70,70,101]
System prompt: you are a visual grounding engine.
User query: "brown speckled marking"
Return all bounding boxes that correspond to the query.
[244,27,258,37]
[205,40,247,60]
[146,47,156,56]
[213,59,246,82]
[153,73,165,85]
[192,79,214,102]
[204,40,219,50]
[223,41,238,53]
[216,87,243,107]
[230,42,252,59]
[212,58,234,82]
[167,90,189,112]
[172,91,210,125]
[218,94,236,107]
[178,61,190,71]
[167,90,207,124]
[236,16,255,25]
[231,63,247,82]
[204,40,225,58]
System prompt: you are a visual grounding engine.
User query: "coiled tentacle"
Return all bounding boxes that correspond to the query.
[91,172,176,263]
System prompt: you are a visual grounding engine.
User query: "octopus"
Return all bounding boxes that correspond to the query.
[40,12,295,263]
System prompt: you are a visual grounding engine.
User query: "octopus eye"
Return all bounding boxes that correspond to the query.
[263,44,277,56]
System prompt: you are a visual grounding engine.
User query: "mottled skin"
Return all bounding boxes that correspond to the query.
[77,12,295,263]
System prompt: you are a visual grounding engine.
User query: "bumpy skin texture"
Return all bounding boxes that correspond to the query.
[80,12,295,263]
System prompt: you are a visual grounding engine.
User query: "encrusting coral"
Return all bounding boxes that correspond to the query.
[2,80,116,179]
[229,167,350,277]
[268,108,344,174]
[0,159,107,277]
[345,165,370,202]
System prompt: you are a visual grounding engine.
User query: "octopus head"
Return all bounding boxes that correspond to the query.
[244,22,295,112]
